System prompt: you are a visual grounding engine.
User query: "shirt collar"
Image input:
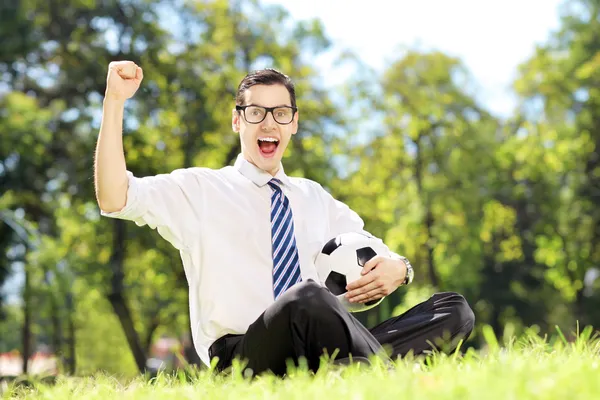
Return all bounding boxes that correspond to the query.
[234,154,291,188]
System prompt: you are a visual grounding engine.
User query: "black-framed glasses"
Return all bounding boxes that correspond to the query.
[236,105,297,125]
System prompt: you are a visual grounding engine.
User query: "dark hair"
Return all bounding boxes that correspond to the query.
[235,68,296,108]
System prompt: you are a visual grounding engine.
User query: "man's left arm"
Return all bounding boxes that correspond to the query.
[345,253,414,304]
[319,184,414,304]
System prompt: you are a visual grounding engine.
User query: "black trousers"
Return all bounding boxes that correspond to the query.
[208,280,475,376]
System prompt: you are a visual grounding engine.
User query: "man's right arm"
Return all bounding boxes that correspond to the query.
[94,98,128,212]
[94,61,205,252]
[94,61,143,213]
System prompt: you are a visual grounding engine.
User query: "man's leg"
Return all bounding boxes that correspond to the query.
[369,292,475,359]
[209,280,385,376]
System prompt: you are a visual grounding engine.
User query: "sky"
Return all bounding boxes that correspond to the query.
[262,0,564,117]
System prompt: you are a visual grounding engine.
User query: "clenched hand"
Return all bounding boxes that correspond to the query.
[105,61,143,102]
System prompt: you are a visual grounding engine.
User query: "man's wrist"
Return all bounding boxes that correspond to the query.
[103,95,127,109]
[391,253,414,286]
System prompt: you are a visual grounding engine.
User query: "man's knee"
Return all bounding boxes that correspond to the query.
[447,292,475,334]
[292,279,327,297]
[432,292,475,335]
[276,279,339,320]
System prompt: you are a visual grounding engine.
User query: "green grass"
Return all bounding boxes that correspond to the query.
[4,327,600,400]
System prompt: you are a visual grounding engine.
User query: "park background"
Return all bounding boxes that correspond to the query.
[1,0,599,378]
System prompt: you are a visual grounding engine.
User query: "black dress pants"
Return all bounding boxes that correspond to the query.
[208,280,475,376]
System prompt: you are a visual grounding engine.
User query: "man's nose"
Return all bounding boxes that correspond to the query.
[262,111,277,129]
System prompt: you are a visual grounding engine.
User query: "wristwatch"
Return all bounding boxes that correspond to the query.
[398,256,414,286]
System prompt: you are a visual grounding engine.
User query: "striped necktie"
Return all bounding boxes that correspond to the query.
[268,178,302,299]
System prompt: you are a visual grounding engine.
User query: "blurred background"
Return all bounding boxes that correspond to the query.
[1,0,599,378]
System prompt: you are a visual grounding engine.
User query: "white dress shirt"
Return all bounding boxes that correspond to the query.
[101,154,392,366]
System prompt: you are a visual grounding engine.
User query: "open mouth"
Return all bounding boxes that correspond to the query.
[257,137,279,158]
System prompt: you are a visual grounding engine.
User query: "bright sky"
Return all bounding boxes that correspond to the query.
[263,0,564,117]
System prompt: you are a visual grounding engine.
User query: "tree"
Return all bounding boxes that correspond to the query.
[332,50,498,329]
[512,0,600,329]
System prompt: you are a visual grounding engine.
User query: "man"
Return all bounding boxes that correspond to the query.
[95,61,475,376]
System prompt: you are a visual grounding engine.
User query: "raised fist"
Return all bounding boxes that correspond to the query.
[105,61,143,102]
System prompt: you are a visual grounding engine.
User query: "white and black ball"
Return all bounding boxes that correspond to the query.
[315,232,390,313]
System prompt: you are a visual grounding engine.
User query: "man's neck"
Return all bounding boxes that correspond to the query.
[244,155,280,177]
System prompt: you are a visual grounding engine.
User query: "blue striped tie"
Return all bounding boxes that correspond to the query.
[268,178,302,299]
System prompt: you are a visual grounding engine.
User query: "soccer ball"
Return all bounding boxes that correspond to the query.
[315,232,391,313]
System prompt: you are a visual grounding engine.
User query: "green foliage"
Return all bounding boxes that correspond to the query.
[391,284,437,317]
[510,0,600,327]
[0,304,23,353]
[329,0,600,335]
[72,279,138,377]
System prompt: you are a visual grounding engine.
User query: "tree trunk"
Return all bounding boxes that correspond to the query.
[424,207,440,288]
[65,291,76,375]
[49,291,62,370]
[108,219,147,374]
[108,292,147,373]
[414,134,440,288]
[22,263,31,374]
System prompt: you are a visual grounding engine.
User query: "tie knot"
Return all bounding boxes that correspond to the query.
[267,178,283,191]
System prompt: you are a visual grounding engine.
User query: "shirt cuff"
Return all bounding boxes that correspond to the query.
[99,171,142,220]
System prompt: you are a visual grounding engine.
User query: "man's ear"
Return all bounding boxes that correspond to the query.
[232,109,240,132]
[291,110,299,135]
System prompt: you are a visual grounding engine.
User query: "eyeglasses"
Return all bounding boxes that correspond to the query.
[236,105,297,125]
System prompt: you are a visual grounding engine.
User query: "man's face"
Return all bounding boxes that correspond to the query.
[232,84,298,175]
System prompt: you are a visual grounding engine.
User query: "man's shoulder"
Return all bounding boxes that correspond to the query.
[149,165,237,189]
[288,176,327,194]
[169,165,236,179]
[289,175,318,186]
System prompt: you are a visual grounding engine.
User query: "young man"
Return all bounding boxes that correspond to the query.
[95,61,475,376]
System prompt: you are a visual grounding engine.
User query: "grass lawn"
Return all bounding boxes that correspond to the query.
[3,327,599,400]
